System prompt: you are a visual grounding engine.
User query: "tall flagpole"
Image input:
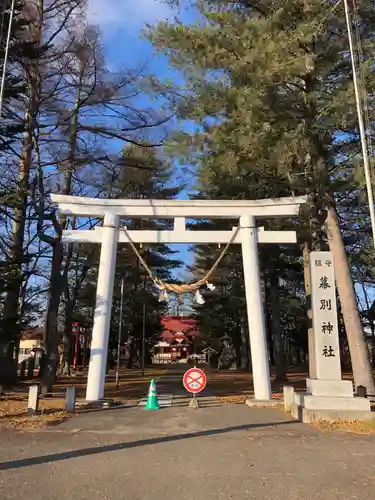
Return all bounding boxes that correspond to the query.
[343,0,375,248]
[0,0,16,117]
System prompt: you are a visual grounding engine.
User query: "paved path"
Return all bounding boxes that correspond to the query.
[0,373,374,499]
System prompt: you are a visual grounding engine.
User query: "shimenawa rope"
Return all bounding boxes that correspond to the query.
[120,225,240,294]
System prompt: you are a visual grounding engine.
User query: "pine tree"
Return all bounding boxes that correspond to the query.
[147,0,375,392]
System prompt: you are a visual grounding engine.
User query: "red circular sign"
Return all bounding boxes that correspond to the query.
[183,368,207,394]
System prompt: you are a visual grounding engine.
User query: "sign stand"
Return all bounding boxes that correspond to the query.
[183,366,207,409]
[189,391,199,409]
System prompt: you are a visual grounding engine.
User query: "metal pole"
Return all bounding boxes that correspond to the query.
[115,274,125,390]
[141,302,146,376]
[0,0,16,117]
[343,0,375,248]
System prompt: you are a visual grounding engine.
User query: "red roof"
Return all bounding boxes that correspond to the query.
[160,331,174,340]
[161,316,198,337]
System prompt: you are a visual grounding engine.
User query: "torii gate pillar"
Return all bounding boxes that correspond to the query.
[241,215,271,400]
[86,214,119,401]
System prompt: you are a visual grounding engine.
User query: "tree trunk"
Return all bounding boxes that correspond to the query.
[127,339,136,369]
[269,277,288,384]
[240,319,251,371]
[60,339,70,376]
[43,89,81,389]
[42,241,63,393]
[264,300,275,366]
[61,300,74,376]
[233,311,243,369]
[325,204,375,394]
[234,333,241,369]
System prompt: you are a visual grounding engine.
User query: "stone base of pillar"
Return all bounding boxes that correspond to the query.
[291,378,372,422]
[306,378,354,398]
[291,402,374,423]
[294,392,370,411]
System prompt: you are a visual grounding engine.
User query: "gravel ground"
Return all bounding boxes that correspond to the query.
[0,375,374,500]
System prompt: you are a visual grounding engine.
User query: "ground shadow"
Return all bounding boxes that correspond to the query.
[0,420,296,471]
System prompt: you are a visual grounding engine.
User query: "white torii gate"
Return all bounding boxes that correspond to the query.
[51,194,307,402]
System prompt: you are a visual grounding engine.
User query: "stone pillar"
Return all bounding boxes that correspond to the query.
[66,386,76,411]
[86,214,119,401]
[310,251,342,381]
[293,251,371,418]
[283,385,295,411]
[240,215,272,401]
[28,385,39,417]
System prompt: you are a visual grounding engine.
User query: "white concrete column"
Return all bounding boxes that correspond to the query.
[240,215,272,400]
[86,214,119,401]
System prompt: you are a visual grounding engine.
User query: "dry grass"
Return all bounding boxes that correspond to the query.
[313,419,375,435]
[0,395,71,429]
[205,368,307,399]
[217,392,284,405]
[0,367,166,429]
[217,395,247,404]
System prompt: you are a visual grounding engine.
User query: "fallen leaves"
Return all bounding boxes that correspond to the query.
[217,395,246,404]
[272,393,283,400]
[0,367,166,430]
[0,395,71,429]
[216,393,283,405]
[313,419,375,435]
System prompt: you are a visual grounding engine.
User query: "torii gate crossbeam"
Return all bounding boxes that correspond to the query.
[51,194,307,403]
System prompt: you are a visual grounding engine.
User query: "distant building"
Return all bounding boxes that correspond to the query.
[152,316,199,364]
[19,326,44,362]
[19,316,203,368]
[18,323,91,369]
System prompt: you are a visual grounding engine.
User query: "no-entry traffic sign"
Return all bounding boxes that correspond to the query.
[183,368,207,394]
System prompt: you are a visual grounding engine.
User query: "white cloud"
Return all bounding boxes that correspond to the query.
[87,0,172,29]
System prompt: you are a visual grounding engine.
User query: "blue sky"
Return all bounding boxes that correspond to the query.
[87,0,170,69]
[87,0,196,70]
[87,0,198,279]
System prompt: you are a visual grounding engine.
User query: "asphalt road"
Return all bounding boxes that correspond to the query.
[0,378,374,499]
